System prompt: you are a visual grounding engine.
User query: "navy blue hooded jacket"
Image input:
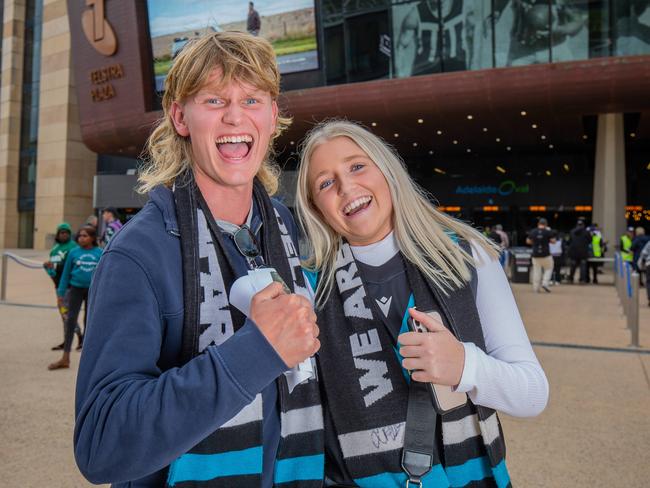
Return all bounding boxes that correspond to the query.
[74,185,293,487]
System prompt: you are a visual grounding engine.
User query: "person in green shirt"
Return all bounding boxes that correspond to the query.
[43,222,82,351]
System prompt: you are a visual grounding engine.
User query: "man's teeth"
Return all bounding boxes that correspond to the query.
[215,135,253,144]
[344,196,372,215]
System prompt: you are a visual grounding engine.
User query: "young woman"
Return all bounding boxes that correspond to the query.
[296,120,548,487]
[49,225,102,370]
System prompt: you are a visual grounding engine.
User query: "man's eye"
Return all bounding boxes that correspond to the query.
[244,98,258,105]
[206,98,223,105]
[319,179,333,190]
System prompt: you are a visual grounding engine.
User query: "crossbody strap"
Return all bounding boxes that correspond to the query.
[401,378,437,487]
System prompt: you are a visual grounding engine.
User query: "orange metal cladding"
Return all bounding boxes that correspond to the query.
[529,206,547,211]
[483,206,500,212]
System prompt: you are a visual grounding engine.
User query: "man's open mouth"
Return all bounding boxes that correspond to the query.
[215,134,253,160]
[343,196,372,216]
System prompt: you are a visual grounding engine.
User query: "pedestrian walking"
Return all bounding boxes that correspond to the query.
[100,207,123,246]
[631,227,649,286]
[526,218,555,292]
[619,227,634,264]
[549,231,564,284]
[568,219,590,284]
[588,223,607,284]
[48,225,102,370]
[638,240,650,307]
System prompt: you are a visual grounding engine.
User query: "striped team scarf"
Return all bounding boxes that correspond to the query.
[316,242,511,488]
[168,177,324,487]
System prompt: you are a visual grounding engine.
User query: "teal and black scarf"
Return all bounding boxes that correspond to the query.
[168,176,324,487]
[315,241,511,487]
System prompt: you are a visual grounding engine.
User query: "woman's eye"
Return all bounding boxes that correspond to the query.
[318,179,333,190]
[351,163,364,171]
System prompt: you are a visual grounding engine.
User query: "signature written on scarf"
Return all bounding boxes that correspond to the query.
[370,423,403,450]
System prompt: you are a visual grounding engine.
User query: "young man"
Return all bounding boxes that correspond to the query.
[75,32,322,487]
[526,217,556,293]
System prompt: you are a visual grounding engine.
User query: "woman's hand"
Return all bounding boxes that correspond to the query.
[398,308,465,387]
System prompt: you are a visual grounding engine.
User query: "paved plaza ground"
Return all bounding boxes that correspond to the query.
[1,249,649,487]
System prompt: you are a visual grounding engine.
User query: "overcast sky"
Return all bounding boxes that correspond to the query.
[147,0,314,37]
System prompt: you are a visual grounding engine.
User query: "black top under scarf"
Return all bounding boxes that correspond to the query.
[170,174,323,487]
[316,241,509,487]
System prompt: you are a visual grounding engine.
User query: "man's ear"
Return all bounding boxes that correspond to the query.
[170,101,190,137]
[271,100,279,132]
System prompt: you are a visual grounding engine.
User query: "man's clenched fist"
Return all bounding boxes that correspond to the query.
[250,282,320,368]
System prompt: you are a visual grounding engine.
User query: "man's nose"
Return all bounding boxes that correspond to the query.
[222,102,242,125]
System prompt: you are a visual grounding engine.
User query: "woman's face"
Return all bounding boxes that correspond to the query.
[77,231,93,247]
[307,136,394,246]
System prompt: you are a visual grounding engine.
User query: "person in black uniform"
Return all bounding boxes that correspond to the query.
[567,219,591,284]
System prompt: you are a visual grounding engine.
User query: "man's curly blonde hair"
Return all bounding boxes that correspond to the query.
[138,31,291,195]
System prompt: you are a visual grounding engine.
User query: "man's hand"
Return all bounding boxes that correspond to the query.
[250,282,320,368]
[398,308,465,386]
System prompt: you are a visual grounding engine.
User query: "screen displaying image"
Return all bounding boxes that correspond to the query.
[495,0,588,67]
[614,0,650,56]
[391,0,494,79]
[147,0,319,91]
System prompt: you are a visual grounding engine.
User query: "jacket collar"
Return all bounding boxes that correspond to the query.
[149,185,180,236]
[149,184,263,238]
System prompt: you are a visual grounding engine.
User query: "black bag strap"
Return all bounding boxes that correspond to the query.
[401,378,438,487]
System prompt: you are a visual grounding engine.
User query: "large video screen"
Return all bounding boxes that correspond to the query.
[146,0,319,92]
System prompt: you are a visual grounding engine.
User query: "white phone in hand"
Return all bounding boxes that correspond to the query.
[407,310,468,414]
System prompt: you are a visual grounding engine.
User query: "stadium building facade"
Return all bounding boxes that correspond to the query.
[1,0,649,249]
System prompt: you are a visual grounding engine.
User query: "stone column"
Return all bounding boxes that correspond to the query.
[33,0,96,250]
[0,0,26,249]
[592,113,627,250]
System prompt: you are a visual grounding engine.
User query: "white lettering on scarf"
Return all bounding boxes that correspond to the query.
[349,329,393,407]
[335,245,372,319]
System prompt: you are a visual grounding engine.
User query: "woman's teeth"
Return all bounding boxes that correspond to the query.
[344,196,372,216]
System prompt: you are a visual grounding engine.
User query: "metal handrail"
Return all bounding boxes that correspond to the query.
[1,251,46,301]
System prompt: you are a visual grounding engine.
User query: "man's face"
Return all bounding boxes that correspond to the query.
[171,69,278,193]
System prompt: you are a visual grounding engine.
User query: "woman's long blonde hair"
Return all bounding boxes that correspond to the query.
[295,120,499,306]
[138,31,291,195]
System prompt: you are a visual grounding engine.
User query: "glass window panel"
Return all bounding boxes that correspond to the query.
[464,0,494,70]
[324,24,347,84]
[587,0,611,58]
[346,10,390,82]
[613,0,650,56]
[392,0,444,77]
[550,0,589,62]
[495,0,551,67]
